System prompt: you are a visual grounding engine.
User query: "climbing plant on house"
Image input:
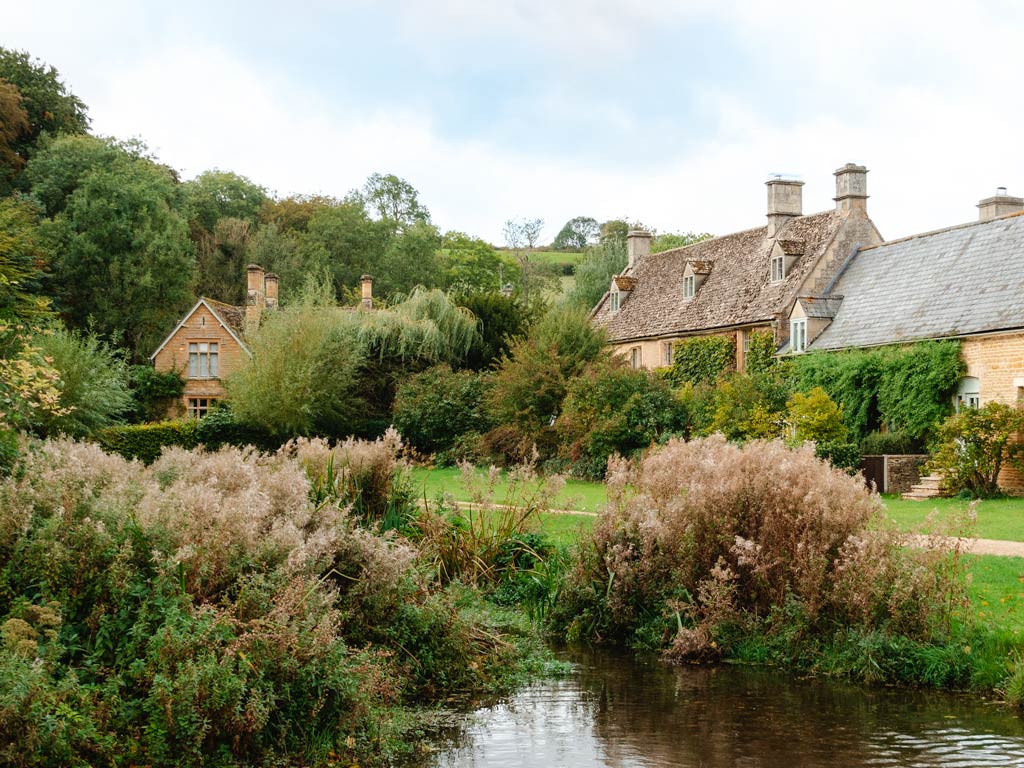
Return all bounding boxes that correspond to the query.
[667,335,735,386]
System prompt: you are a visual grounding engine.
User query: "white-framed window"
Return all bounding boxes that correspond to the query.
[954,377,981,412]
[630,346,642,369]
[187,397,217,418]
[610,291,621,312]
[790,318,807,353]
[188,342,219,378]
[662,341,674,367]
[770,254,785,283]
[683,274,695,299]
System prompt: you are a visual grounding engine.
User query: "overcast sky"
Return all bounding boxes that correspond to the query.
[5,0,1022,243]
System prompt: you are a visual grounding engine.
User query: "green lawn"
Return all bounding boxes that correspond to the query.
[968,554,1024,634]
[881,495,1024,542]
[409,466,607,513]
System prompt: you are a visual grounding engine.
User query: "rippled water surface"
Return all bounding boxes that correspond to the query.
[434,648,1024,768]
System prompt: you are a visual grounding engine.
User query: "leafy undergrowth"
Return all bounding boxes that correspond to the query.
[0,436,554,767]
[546,436,1024,697]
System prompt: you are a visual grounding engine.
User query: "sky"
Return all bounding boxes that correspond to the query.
[4,0,1023,243]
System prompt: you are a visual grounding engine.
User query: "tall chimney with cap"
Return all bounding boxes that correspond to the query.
[626,229,652,269]
[264,273,279,309]
[361,275,374,310]
[978,187,1024,221]
[834,163,868,213]
[766,175,803,237]
[246,264,265,326]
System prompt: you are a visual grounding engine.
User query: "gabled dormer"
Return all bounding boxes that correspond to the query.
[769,238,805,283]
[608,274,637,313]
[682,260,712,301]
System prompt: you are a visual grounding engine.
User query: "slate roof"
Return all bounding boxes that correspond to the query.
[796,295,844,319]
[810,212,1024,350]
[593,210,844,342]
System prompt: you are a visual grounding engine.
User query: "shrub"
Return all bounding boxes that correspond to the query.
[551,437,968,661]
[0,437,543,766]
[228,281,365,438]
[786,387,847,444]
[30,327,132,438]
[193,404,278,452]
[556,357,685,479]
[929,402,1024,498]
[392,365,489,455]
[95,419,198,464]
[127,364,184,422]
[860,430,925,456]
[705,372,788,441]
[667,335,735,387]
[452,291,532,371]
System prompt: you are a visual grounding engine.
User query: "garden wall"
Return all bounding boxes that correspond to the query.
[861,454,928,494]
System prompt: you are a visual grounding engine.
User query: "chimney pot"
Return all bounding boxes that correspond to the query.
[833,163,868,213]
[246,264,265,326]
[264,273,279,309]
[626,229,652,269]
[360,274,374,310]
[766,175,803,237]
[978,188,1024,221]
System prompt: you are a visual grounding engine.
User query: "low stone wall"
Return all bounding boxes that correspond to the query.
[861,454,928,494]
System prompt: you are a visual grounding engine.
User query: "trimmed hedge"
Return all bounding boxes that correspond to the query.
[96,408,280,464]
[96,420,198,464]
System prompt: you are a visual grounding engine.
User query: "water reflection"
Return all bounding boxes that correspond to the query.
[435,647,1024,767]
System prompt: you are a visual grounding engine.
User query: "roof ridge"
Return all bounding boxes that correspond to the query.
[653,209,837,258]
[860,209,1024,252]
[202,296,242,311]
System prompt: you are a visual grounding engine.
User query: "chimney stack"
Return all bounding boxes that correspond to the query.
[766,175,803,237]
[246,264,265,326]
[264,273,279,309]
[360,275,374,310]
[626,229,652,269]
[834,163,868,213]
[978,187,1024,222]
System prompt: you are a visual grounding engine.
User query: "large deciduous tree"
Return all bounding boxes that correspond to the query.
[552,216,598,250]
[185,169,268,232]
[0,48,88,167]
[0,196,52,321]
[360,172,430,232]
[27,135,195,357]
[0,79,31,194]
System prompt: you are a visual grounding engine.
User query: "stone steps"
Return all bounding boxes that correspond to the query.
[901,474,946,501]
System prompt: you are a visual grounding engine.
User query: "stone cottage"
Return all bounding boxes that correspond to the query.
[591,163,883,370]
[789,189,1024,489]
[151,265,376,417]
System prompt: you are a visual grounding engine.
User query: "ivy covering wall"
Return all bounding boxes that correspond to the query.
[788,340,965,442]
[668,335,736,386]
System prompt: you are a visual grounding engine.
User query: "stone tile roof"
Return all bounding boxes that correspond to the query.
[593,210,843,342]
[810,212,1024,350]
[204,298,246,338]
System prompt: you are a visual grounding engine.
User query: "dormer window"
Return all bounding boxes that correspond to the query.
[790,318,807,353]
[683,274,695,299]
[770,253,785,282]
[611,291,621,312]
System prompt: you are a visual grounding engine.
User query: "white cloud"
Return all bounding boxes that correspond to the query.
[4,1,1024,244]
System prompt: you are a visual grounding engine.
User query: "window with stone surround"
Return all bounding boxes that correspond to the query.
[790,318,807,353]
[662,341,674,366]
[630,346,642,369]
[188,342,219,378]
[683,274,695,299]
[954,377,981,412]
[187,397,217,418]
[770,253,785,283]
